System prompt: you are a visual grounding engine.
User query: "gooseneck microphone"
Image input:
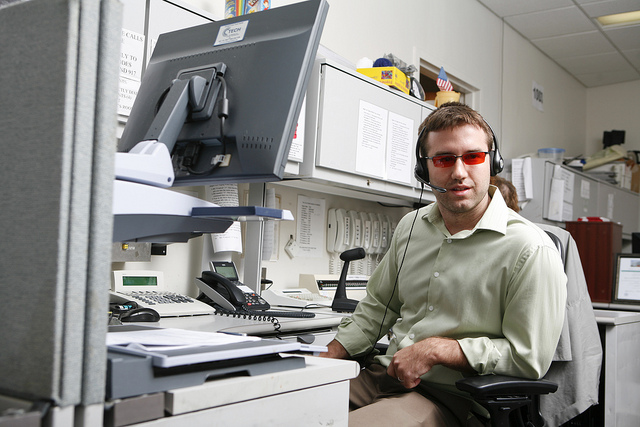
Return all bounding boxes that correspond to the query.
[332,247,366,313]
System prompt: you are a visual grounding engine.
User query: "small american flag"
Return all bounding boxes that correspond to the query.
[436,67,453,91]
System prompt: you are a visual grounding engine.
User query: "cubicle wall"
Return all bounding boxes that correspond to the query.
[517,158,639,238]
[0,0,121,407]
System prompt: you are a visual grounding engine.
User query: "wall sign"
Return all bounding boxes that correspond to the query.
[532,81,544,112]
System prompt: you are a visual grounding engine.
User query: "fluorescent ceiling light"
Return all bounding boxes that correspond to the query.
[597,10,640,27]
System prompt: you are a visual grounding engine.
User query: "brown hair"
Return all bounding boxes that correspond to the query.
[418,102,493,155]
[491,175,519,212]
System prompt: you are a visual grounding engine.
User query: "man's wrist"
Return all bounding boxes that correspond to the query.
[321,339,349,359]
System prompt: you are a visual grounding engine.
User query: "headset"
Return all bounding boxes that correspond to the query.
[414,120,504,191]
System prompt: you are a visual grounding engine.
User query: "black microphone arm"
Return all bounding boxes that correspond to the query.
[428,182,447,193]
[332,247,366,313]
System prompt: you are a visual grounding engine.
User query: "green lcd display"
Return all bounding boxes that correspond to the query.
[122,276,158,287]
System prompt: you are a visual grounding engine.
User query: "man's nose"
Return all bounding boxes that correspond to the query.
[450,157,468,178]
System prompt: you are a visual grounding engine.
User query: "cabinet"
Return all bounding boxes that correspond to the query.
[285,57,437,206]
[565,221,622,303]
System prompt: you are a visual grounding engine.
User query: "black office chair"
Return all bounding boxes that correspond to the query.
[455,230,572,427]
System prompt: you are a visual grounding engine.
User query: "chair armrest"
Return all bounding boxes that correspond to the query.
[456,375,558,398]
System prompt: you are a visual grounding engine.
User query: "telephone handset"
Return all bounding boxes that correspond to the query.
[196,270,270,312]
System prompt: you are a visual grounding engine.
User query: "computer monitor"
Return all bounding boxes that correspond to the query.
[117,0,328,186]
[632,232,640,253]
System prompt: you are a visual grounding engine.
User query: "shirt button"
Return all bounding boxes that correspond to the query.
[409,334,415,339]
[428,306,434,311]
[447,238,452,243]
[434,272,439,278]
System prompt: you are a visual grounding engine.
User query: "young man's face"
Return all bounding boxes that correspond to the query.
[425,124,491,218]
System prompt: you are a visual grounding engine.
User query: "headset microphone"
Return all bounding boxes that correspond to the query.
[427,182,447,193]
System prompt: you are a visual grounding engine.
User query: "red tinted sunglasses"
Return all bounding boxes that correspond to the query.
[425,151,489,168]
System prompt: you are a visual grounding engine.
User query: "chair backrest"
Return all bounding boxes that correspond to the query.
[536,224,602,426]
[544,230,565,265]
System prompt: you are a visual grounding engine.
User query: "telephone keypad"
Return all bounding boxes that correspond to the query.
[245,292,268,308]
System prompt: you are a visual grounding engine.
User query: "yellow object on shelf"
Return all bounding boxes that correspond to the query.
[357,66,410,95]
[435,91,460,107]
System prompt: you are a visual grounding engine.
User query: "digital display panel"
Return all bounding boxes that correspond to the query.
[213,265,238,281]
[122,276,158,287]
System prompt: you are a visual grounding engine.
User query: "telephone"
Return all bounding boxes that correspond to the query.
[110,270,214,317]
[196,261,315,318]
[196,270,270,312]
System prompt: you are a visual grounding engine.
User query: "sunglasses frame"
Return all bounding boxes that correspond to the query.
[425,151,490,168]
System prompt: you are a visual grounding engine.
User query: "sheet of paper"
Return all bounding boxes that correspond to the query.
[511,158,533,201]
[288,96,306,162]
[117,29,145,116]
[206,184,243,253]
[554,165,575,203]
[608,193,615,219]
[355,100,387,178]
[107,328,259,349]
[580,180,591,199]
[385,112,413,185]
[295,195,326,258]
[261,187,278,261]
[548,177,565,221]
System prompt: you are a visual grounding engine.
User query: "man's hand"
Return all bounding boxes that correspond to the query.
[320,339,349,359]
[386,337,472,388]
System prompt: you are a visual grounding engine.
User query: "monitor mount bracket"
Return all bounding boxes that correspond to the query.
[115,65,225,188]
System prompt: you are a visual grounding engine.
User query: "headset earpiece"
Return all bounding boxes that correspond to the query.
[486,122,503,176]
[414,127,429,185]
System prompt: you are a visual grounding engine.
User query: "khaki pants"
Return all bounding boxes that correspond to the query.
[348,364,487,427]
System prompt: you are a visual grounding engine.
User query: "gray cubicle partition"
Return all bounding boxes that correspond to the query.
[0,0,121,408]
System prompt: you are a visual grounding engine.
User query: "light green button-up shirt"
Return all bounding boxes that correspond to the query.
[335,187,567,395]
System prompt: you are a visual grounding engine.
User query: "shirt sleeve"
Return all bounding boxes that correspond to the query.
[458,243,567,379]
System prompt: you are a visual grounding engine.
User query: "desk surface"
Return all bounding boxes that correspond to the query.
[593,308,640,325]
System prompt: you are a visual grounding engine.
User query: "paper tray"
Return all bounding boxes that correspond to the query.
[106,350,306,400]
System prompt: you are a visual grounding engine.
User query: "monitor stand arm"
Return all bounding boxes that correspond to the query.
[114,75,207,188]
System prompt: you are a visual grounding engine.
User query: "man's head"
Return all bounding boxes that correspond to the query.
[416,102,498,229]
[417,102,494,158]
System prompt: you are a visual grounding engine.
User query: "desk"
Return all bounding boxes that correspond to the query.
[129,356,359,427]
[108,310,355,426]
[594,309,640,427]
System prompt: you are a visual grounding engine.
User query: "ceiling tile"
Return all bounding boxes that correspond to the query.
[605,24,640,51]
[505,6,595,39]
[623,48,640,69]
[578,0,640,18]
[476,0,640,87]
[574,67,640,86]
[556,51,635,74]
[533,31,617,59]
[477,0,572,17]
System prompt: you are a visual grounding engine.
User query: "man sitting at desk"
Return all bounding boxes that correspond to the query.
[321,102,567,426]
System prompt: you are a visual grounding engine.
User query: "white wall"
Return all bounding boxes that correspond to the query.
[586,80,640,156]
[501,25,587,160]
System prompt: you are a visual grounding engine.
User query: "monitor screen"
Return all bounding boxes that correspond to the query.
[118,0,328,186]
[612,253,640,304]
[632,232,640,253]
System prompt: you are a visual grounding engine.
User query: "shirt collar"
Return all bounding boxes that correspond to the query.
[424,185,509,237]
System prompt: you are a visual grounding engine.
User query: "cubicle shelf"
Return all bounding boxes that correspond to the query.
[113,214,233,243]
[284,58,437,206]
[112,180,292,243]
